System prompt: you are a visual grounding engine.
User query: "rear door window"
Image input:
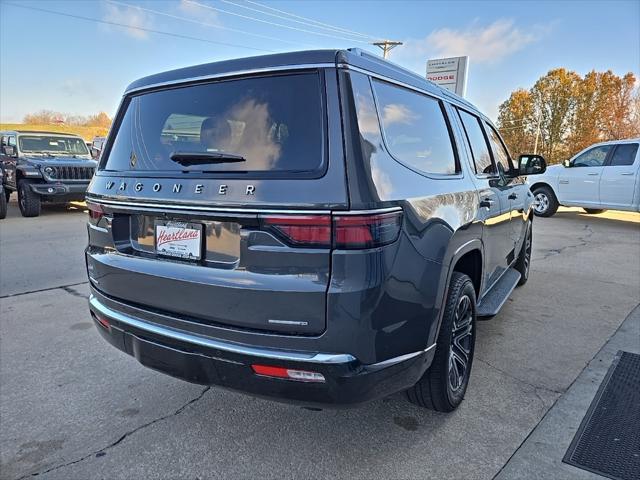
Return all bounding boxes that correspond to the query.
[457,109,495,175]
[608,144,638,166]
[485,124,513,175]
[103,72,325,177]
[372,79,458,175]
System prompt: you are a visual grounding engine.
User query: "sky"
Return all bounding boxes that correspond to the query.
[1,0,638,123]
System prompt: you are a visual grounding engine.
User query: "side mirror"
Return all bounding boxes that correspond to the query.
[90,147,101,159]
[563,159,571,168]
[518,154,546,176]
[2,145,16,157]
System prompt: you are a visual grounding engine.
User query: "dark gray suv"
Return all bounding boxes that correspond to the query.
[85,49,546,411]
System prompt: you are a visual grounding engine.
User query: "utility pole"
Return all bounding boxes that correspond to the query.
[372,40,403,59]
[533,109,542,155]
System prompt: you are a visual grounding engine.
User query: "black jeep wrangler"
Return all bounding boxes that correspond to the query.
[0,131,97,217]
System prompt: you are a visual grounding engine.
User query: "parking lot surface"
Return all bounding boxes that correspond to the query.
[1,197,639,480]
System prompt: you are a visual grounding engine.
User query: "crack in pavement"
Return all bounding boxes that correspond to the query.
[533,224,594,261]
[60,286,89,299]
[20,386,211,479]
[0,282,89,300]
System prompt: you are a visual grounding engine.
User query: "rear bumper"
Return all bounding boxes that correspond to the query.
[88,292,435,407]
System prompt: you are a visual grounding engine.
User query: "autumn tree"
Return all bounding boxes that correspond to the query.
[497,89,535,158]
[498,69,639,165]
[23,110,61,124]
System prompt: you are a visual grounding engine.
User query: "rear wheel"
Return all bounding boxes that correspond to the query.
[515,221,532,286]
[532,185,558,217]
[583,208,605,214]
[406,272,476,412]
[0,189,6,219]
[18,181,41,217]
[4,189,10,203]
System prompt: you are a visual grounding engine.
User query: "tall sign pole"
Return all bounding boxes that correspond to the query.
[372,40,403,59]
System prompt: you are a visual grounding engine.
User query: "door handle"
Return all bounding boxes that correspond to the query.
[559,180,569,184]
[620,172,634,176]
[587,172,599,176]
[508,193,518,200]
[479,198,495,209]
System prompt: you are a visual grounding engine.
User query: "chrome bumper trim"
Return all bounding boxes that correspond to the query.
[89,295,355,365]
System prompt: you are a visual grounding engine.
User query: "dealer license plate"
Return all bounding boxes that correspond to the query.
[155,221,202,260]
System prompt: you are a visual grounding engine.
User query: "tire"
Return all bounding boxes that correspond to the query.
[515,221,532,286]
[583,208,605,214]
[532,185,559,217]
[406,272,476,412]
[0,189,6,219]
[18,181,41,217]
[4,189,9,203]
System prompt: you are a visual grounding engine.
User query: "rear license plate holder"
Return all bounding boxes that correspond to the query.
[155,220,203,260]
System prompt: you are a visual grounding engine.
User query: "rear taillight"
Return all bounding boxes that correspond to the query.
[333,211,402,249]
[259,210,402,249]
[87,202,104,223]
[261,215,332,248]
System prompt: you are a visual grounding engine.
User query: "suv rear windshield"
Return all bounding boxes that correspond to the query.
[102,72,324,177]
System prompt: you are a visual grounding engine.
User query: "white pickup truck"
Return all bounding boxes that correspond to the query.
[530,138,640,216]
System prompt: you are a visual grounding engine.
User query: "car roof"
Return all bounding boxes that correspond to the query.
[588,138,640,147]
[124,48,477,112]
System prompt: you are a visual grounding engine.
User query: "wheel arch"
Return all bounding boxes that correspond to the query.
[428,239,484,348]
[529,180,557,199]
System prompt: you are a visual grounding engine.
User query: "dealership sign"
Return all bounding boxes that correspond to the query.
[426,56,469,97]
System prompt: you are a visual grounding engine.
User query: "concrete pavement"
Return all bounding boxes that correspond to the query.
[1,199,639,480]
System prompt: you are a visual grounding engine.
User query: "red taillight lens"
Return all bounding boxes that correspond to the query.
[260,211,402,249]
[333,211,402,249]
[261,215,331,247]
[251,364,326,383]
[87,202,104,223]
[91,312,111,331]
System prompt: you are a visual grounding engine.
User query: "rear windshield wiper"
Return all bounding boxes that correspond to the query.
[170,151,246,167]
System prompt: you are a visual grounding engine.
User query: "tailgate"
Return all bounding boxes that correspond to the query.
[87,209,330,335]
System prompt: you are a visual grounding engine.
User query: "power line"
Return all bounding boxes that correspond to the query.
[183,0,372,44]
[107,0,315,48]
[243,0,378,40]
[221,0,379,41]
[2,2,274,53]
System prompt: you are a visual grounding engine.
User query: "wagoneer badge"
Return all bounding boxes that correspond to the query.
[105,181,255,195]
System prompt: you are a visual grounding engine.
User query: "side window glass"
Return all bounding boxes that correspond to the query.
[572,145,611,167]
[486,124,513,175]
[350,72,384,147]
[372,79,458,175]
[609,144,638,166]
[8,136,16,147]
[457,109,495,175]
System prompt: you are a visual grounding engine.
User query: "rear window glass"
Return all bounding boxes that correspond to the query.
[103,73,324,176]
